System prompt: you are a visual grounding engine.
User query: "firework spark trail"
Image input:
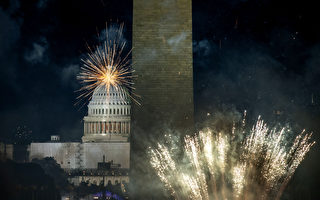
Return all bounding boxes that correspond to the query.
[149,116,315,200]
[232,163,246,199]
[76,23,139,105]
[184,135,209,200]
[150,144,177,195]
[199,131,219,200]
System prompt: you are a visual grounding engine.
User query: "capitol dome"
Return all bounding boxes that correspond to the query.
[82,85,131,143]
[88,86,130,115]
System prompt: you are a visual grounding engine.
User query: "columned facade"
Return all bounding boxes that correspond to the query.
[83,121,130,135]
[82,86,131,143]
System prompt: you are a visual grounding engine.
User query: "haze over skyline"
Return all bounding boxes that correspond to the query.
[0,0,319,199]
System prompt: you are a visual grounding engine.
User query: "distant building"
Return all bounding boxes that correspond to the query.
[29,86,131,186]
[50,135,60,142]
[0,142,13,160]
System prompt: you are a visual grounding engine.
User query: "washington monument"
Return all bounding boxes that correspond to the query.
[131,0,193,198]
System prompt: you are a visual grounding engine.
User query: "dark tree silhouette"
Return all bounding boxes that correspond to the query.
[0,159,60,200]
[32,157,69,190]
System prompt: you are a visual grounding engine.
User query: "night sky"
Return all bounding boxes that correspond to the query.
[0,0,319,199]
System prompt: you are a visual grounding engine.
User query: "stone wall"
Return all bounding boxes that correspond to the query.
[29,142,80,168]
[29,142,130,169]
[82,143,130,169]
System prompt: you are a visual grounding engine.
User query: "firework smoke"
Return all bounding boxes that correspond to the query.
[77,23,138,104]
[149,114,315,200]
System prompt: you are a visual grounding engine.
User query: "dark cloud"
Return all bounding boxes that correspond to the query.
[0,9,20,53]
[24,37,48,64]
[193,39,214,56]
[98,23,128,43]
[60,64,79,88]
[0,5,21,95]
[37,0,49,9]
[305,45,320,86]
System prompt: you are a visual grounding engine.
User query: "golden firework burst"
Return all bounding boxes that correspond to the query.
[76,23,139,105]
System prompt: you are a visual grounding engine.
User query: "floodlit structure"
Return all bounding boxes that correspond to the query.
[131,0,193,198]
[82,86,131,143]
[132,0,194,135]
[29,86,131,186]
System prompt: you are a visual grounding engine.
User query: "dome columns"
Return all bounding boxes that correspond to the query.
[82,86,131,143]
[83,121,130,135]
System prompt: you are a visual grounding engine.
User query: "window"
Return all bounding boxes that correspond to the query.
[102,109,104,114]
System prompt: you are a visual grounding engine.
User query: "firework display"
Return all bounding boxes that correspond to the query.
[150,114,315,200]
[77,23,138,104]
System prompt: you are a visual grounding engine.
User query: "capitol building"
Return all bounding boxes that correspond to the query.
[29,85,131,186]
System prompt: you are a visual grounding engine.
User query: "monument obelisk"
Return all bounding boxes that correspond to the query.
[131,0,193,198]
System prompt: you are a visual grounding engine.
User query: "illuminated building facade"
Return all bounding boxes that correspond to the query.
[82,86,131,143]
[29,86,131,186]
